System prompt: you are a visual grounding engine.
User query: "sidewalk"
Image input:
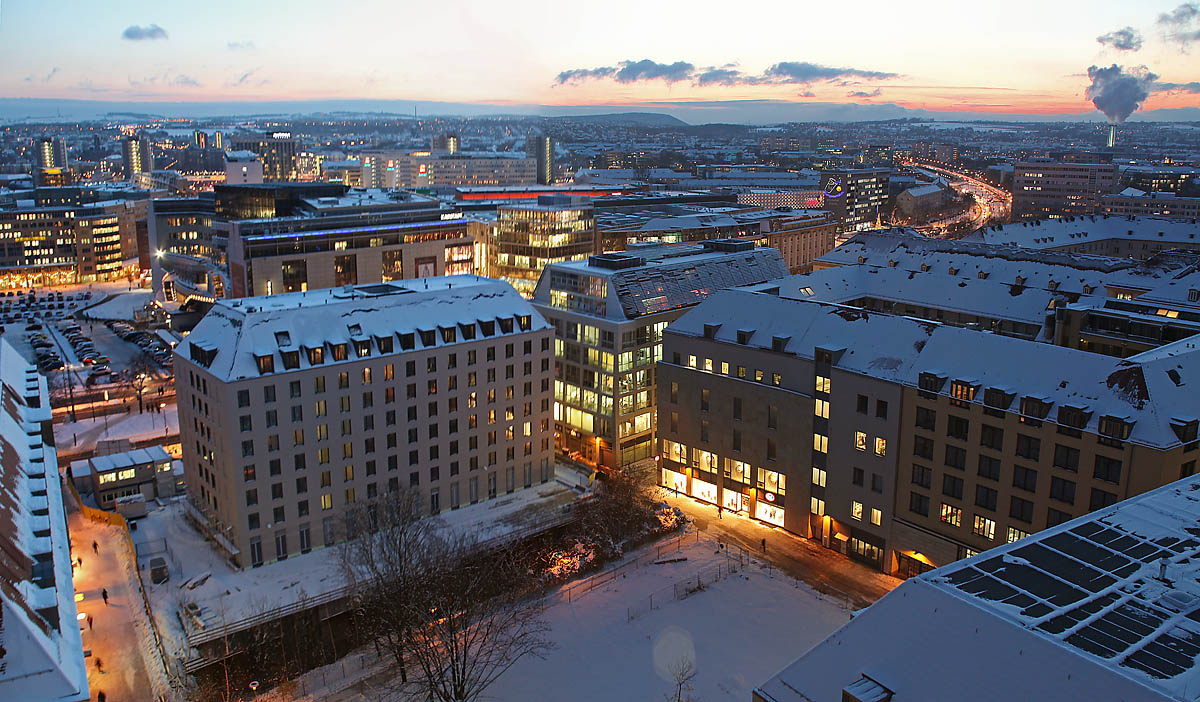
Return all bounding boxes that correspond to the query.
[69,512,156,701]
[655,489,900,609]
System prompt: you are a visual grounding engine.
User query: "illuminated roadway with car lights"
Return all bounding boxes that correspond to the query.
[902,159,1012,237]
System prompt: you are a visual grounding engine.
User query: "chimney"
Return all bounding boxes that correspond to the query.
[1107,125,1116,149]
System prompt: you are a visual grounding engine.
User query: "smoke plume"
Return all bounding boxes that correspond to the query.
[1085,64,1157,122]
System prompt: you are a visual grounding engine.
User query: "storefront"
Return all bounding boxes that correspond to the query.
[722,486,750,514]
[848,528,885,570]
[691,476,718,505]
[755,499,785,527]
[896,552,936,579]
[661,467,687,495]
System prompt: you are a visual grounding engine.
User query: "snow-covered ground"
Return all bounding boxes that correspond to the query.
[81,289,153,321]
[54,401,178,452]
[487,535,852,702]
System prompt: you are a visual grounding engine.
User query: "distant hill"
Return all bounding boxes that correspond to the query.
[548,112,689,127]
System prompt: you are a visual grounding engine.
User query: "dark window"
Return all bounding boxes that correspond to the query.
[1012,466,1038,493]
[975,485,997,511]
[1046,508,1073,528]
[876,400,888,419]
[944,445,966,471]
[978,455,1001,481]
[915,407,936,431]
[942,474,964,500]
[947,416,969,441]
[1053,444,1080,472]
[980,425,1004,450]
[1015,434,1041,461]
[1090,488,1118,510]
[1094,455,1122,484]
[1049,476,1076,505]
[1183,461,1197,480]
[871,473,884,494]
[852,467,864,486]
[910,492,930,516]
[856,395,868,414]
[911,465,932,489]
[913,435,935,460]
[1010,496,1034,523]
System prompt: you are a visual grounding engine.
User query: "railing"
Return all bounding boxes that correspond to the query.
[549,530,703,605]
[626,555,745,621]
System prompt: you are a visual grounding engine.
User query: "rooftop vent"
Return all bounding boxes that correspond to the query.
[588,253,643,270]
[701,239,753,253]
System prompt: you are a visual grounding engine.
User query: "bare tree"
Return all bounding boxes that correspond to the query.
[126,352,152,413]
[339,491,554,702]
[401,534,554,702]
[664,656,698,702]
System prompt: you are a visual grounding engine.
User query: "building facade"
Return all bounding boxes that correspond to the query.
[1012,153,1118,220]
[175,277,556,568]
[360,151,537,189]
[531,241,788,469]
[489,195,597,298]
[525,135,554,185]
[70,446,176,509]
[228,133,298,182]
[819,168,889,232]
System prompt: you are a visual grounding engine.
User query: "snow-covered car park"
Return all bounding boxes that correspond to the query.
[107,320,174,370]
[1,290,92,373]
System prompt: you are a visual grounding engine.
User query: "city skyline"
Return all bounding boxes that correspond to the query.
[3,0,1200,123]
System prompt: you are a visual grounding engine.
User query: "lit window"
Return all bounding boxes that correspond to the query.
[851,501,863,521]
[813,433,828,454]
[704,358,713,373]
[814,399,829,419]
[98,471,117,484]
[870,508,882,526]
[811,466,827,488]
[721,362,729,375]
[755,369,764,382]
[854,431,868,451]
[320,493,332,510]
[1006,527,1030,544]
[816,375,830,393]
[687,355,697,368]
[874,437,887,457]
[940,503,962,527]
[810,496,825,516]
[117,469,136,481]
[973,515,996,540]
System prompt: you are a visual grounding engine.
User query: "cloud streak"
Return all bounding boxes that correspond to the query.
[122,24,168,40]
[227,41,256,50]
[555,59,896,87]
[847,88,882,98]
[1097,27,1144,51]
[1157,3,1200,46]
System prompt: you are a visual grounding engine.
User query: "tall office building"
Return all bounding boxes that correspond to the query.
[175,277,555,569]
[1012,152,1118,220]
[193,130,208,149]
[819,168,888,233]
[121,133,154,180]
[431,133,460,154]
[229,133,298,182]
[0,338,89,701]
[531,241,788,469]
[212,131,224,150]
[37,136,67,169]
[525,135,554,185]
[490,195,596,298]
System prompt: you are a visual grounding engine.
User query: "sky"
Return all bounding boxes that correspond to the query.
[2,0,1199,121]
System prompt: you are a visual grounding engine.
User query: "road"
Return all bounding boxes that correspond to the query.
[70,511,157,702]
[903,159,1012,237]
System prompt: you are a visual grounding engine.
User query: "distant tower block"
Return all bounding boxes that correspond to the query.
[1107,125,1116,149]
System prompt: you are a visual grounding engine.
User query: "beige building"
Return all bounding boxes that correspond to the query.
[360,151,537,189]
[175,277,555,569]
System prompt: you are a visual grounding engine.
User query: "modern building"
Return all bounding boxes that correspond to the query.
[525,135,554,185]
[37,136,68,169]
[193,130,208,149]
[489,195,597,298]
[755,474,1200,702]
[1118,164,1199,196]
[228,133,298,182]
[0,200,141,289]
[531,240,789,469]
[819,168,889,232]
[1011,152,1118,220]
[69,446,176,509]
[657,282,1197,576]
[224,150,264,185]
[1101,188,1200,219]
[175,277,555,569]
[431,133,460,154]
[121,133,154,180]
[0,337,89,702]
[360,151,537,189]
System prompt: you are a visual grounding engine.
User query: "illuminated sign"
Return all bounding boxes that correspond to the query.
[764,492,776,503]
[439,212,464,221]
[418,164,428,175]
[271,132,291,139]
[823,177,844,198]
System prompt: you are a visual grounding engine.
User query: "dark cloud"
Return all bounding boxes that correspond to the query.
[555,59,896,88]
[1157,3,1200,46]
[1097,27,1144,51]
[764,61,896,83]
[227,41,256,50]
[122,24,168,40]
[1156,80,1200,93]
[1085,64,1158,122]
[847,88,882,99]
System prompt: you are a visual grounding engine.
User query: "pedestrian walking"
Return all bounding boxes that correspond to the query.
[94,657,103,672]
[761,537,767,553]
[92,540,98,554]
[717,505,723,519]
[101,588,108,605]
[77,556,83,568]
[87,614,93,630]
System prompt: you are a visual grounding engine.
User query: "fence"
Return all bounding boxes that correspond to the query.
[626,548,746,621]
[551,530,702,605]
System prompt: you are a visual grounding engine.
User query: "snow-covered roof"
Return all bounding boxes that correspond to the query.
[181,276,549,382]
[817,229,1199,296]
[963,215,1200,251]
[0,338,88,701]
[670,290,1200,449]
[89,445,171,474]
[759,475,1200,701]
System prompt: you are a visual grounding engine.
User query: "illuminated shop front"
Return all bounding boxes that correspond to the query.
[662,467,687,494]
[690,476,718,505]
[755,499,785,527]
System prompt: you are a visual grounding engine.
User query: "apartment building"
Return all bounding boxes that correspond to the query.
[0,337,89,701]
[755,475,1200,702]
[658,288,1197,576]
[819,168,889,233]
[175,277,555,569]
[0,199,141,289]
[531,240,788,469]
[1011,153,1118,220]
[963,214,1200,259]
[360,151,537,188]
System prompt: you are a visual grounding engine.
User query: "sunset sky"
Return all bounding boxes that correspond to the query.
[3,0,1199,118]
